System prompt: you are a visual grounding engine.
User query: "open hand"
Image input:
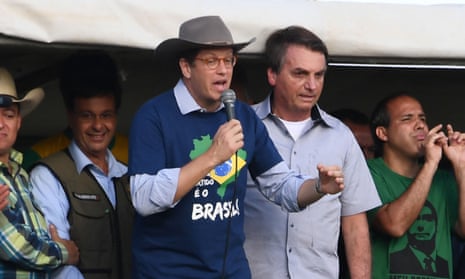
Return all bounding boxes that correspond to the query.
[317,164,345,194]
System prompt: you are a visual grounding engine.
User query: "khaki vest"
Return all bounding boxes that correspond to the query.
[38,150,133,279]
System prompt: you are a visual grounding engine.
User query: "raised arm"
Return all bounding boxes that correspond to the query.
[442,124,465,238]
[297,164,344,208]
[175,119,243,202]
[373,124,445,237]
[131,119,244,216]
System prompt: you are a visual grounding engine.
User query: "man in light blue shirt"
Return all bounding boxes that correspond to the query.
[243,26,381,279]
[29,50,133,279]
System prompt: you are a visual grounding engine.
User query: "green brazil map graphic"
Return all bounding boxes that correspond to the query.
[189,135,247,198]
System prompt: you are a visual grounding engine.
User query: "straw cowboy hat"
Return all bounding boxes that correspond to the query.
[0,67,44,117]
[155,15,255,60]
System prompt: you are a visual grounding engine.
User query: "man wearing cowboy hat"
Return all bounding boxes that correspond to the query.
[128,15,344,278]
[0,67,79,278]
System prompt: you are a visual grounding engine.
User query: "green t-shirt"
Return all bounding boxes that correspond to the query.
[367,158,458,279]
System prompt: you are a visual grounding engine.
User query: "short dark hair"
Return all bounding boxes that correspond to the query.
[59,50,122,111]
[370,92,414,157]
[265,26,328,73]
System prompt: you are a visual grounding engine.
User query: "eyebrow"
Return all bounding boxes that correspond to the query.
[2,106,19,113]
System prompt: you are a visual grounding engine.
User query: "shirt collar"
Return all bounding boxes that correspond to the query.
[68,140,126,177]
[0,149,22,172]
[9,149,23,166]
[253,92,337,128]
[174,79,224,115]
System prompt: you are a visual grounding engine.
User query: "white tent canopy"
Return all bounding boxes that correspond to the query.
[1,0,465,61]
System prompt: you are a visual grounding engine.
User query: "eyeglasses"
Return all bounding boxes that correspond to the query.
[195,56,237,69]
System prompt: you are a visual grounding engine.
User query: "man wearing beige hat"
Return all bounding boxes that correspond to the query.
[128,15,345,278]
[0,68,79,278]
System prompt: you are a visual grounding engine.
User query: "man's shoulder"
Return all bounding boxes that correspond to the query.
[319,111,354,133]
[135,89,177,118]
[37,150,72,170]
[144,89,175,105]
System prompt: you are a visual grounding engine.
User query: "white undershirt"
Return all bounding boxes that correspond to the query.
[278,117,312,141]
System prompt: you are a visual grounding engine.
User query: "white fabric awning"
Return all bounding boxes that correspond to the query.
[0,0,464,60]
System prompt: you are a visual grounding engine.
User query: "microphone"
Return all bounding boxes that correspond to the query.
[221,89,236,121]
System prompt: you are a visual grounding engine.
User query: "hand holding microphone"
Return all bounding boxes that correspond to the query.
[207,89,243,164]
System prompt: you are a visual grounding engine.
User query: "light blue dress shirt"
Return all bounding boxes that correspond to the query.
[244,95,382,279]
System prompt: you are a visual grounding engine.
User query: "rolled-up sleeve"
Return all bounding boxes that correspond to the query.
[130,168,180,216]
[253,161,306,212]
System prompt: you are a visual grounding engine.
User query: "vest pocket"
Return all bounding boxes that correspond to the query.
[69,199,113,270]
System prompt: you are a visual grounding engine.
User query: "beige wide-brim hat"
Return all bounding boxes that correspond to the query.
[0,67,44,117]
[155,15,255,61]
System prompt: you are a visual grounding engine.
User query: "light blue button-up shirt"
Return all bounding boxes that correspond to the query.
[244,95,381,279]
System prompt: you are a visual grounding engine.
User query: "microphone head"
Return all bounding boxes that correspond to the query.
[221,89,236,120]
[221,89,236,104]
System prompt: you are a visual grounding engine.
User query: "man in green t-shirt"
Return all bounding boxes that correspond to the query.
[367,93,465,279]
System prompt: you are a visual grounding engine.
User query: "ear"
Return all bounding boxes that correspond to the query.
[375,126,388,142]
[267,68,277,87]
[179,58,191,79]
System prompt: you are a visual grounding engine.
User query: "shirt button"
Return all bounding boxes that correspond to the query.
[288,248,292,253]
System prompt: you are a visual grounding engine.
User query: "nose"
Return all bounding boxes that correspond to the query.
[303,76,317,90]
[415,118,426,130]
[216,60,228,74]
[91,116,104,129]
[0,116,5,129]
